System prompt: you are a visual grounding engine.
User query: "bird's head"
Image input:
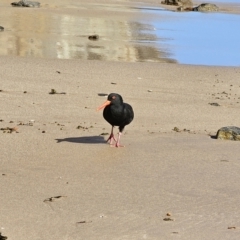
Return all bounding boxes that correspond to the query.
[97,93,123,111]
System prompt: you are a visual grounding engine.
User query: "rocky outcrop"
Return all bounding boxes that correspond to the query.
[193,3,219,12]
[216,126,240,141]
[161,0,193,8]
[177,3,219,12]
[11,0,40,7]
[162,0,180,5]
[162,0,193,7]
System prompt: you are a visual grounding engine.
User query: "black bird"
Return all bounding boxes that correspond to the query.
[97,93,134,147]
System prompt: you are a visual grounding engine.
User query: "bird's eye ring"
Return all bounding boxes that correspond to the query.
[112,96,116,99]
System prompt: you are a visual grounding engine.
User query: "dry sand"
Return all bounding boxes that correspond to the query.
[1,1,240,240]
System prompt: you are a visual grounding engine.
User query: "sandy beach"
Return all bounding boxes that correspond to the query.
[1,1,240,240]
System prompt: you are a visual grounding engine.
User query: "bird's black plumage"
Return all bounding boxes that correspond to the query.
[98,93,134,147]
[103,93,134,133]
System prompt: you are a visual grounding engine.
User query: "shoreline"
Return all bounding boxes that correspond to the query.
[1,0,240,65]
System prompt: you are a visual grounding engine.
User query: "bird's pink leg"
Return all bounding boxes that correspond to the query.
[106,126,117,145]
[115,132,124,147]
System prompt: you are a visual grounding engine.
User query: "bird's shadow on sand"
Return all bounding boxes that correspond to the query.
[55,135,106,144]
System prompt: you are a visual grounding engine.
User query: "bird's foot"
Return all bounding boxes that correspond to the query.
[113,143,125,148]
[106,133,117,145]
[113,133,124,147]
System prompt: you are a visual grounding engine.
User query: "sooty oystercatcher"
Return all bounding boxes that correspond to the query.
[97,93,134,147]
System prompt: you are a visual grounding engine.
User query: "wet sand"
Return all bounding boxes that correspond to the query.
[1,1,240,240]
[1,0,240,64]
[0,0,172,61]
[1,57,240,240]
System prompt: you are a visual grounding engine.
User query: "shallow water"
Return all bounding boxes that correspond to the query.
[148,9,240,66]
[0,3,240,66]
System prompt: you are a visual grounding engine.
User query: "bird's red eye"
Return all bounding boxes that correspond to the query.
[112,96,116,99]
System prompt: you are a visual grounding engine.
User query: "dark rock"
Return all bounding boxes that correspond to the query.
[98,93,108,97]
[162,0,181,5]
[216,126,240,141]
[228,226,236,229]
[0,26,4,32]
[0,127,18,133]
[11,0,40,8]
[173,127,180,132]
[193,3,219,12]
[88,34,99,41]
[209,102,220,106]
[163,217,174,221]
[0,232,7,240]
[49,89,57,94]
[161,0,192,7]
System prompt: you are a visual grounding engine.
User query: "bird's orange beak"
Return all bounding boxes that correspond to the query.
[97,100,111,111]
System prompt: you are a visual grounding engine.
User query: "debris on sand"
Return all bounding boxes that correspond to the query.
[43,195,67,203]
[0,127,18,133]
[88,34,99,40]
[49,89,66,95]
[0,232,8,240]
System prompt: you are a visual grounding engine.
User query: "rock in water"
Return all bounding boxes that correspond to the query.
[193,3,219,12]
[11,0,40,7]
[216,126,240,141]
